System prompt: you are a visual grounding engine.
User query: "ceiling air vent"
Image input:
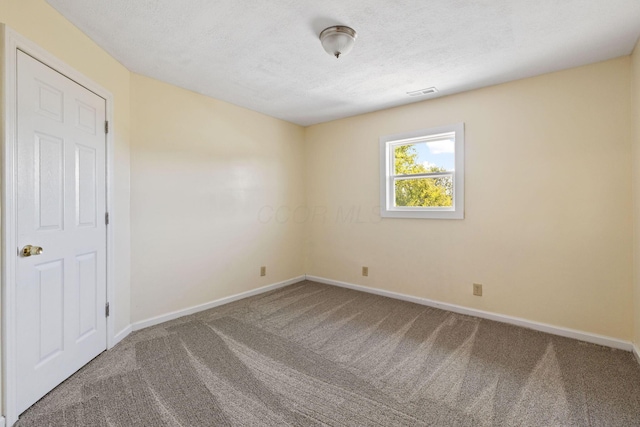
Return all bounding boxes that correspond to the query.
[407,87,438,97]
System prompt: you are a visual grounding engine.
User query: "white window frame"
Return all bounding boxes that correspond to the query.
[380,123,464,219]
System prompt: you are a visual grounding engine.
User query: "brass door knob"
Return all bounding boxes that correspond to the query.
[21,245,43,257]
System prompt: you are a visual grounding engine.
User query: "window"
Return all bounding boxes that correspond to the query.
[380,123,464,219]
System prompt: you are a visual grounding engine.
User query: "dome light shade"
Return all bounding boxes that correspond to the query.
[319,26,357,58]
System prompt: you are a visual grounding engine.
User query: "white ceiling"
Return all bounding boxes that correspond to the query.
[46,0,640,126]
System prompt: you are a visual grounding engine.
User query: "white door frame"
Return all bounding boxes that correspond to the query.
[1,26,117,426]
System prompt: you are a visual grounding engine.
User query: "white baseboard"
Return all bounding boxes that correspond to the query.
[131,276,306,332]
[111,325,132,348]
[0,415,5,427]
[633,344,640,365]
[306,275,633,352]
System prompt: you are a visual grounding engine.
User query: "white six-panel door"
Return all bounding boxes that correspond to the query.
[15,50,107,415]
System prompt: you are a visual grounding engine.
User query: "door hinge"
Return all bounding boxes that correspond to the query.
[105,212,109,225]
[105,302,110,317]
[105,121,109,134]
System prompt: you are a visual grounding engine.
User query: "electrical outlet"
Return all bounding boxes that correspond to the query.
[260,266,266,277]
[362,266,369,277]
[473,283,482,296]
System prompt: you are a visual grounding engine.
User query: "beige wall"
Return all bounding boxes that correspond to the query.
[0,0,132,339]
[305,57,634,340]
[130,74,305,322]
[632,38,640,348]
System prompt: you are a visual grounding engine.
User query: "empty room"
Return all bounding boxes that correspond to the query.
[2,0,640,426]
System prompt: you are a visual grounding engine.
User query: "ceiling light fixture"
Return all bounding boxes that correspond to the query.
[319,26,357,58]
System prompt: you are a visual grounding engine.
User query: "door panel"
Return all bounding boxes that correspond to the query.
[35,259,64,364]
[35,133,65,231]
[76,251,98,341]
[76,145,97,227]
[35,79,64,122]
[16,50,107,415]
[76,100,98,134]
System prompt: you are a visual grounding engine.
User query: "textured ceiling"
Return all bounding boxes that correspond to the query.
[46,0,640,126]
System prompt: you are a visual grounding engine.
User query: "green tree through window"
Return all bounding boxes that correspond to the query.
[394,144,453,207]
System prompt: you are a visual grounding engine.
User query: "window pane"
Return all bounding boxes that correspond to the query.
[395,176,453,207]
[394,139,455,175]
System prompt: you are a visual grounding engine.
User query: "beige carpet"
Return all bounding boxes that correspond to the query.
[16,280,640,426]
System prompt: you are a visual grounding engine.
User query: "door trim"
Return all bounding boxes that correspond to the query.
[1,26,117,426]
